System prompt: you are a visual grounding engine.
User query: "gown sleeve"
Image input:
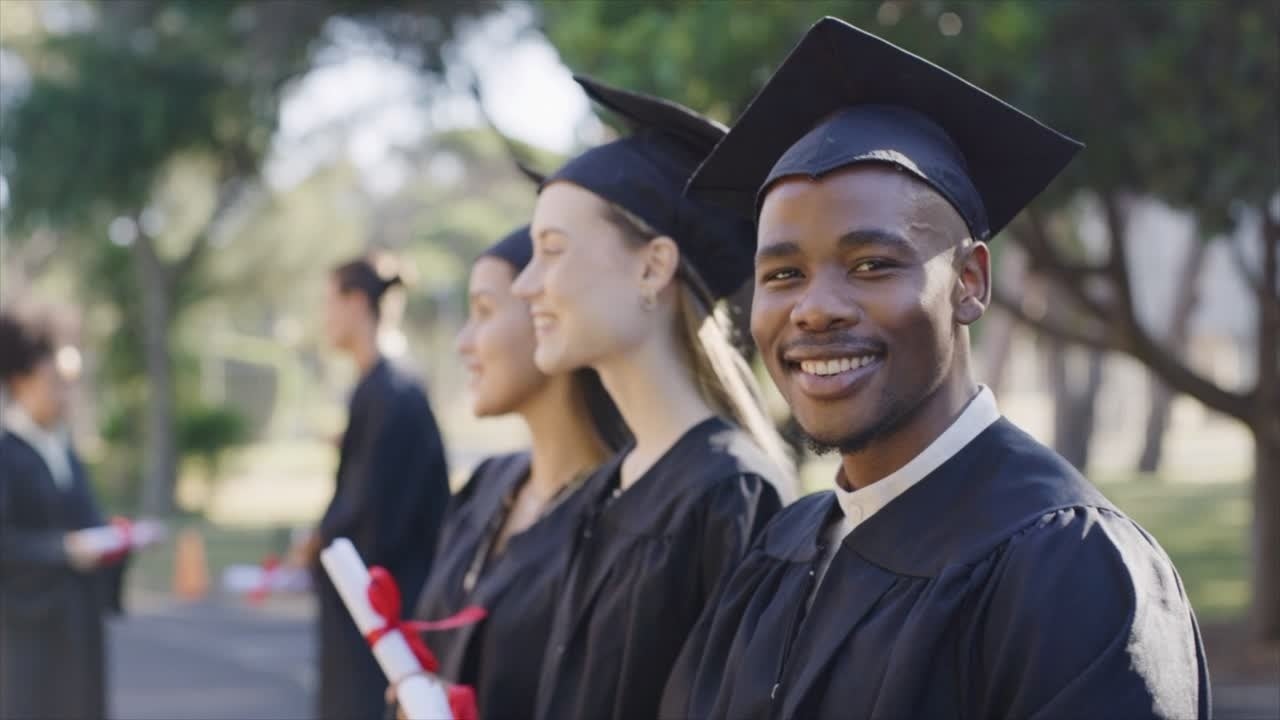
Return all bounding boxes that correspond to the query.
[976,507,1209,720]
[421,458,492,594]
[0,455,72,574]
[318,394,406,545]
[0,522,69,572]
[696,474,782,615]
[68,452,128,614]
[369,397,449,562]
[660,477,782,719]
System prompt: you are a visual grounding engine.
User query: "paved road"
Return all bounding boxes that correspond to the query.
[106,596,1278,720]
[1215,684,1280,720]
[109,596,315,720]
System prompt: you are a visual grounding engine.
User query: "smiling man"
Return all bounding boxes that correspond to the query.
[659,17,1210,720]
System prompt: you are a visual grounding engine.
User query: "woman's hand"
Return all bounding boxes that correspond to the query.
[383,685,407,720]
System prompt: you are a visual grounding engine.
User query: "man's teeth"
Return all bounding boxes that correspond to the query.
[799,356,876,376]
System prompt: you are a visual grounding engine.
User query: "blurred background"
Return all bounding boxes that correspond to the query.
[0,1,1276,718]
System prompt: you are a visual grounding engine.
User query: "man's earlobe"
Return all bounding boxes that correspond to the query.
[954,241,991,326]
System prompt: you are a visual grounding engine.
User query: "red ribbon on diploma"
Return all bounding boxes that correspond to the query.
[364,565,487,674]
[102,517,134,566]
[248,554,281,605]
[446,685,479,720]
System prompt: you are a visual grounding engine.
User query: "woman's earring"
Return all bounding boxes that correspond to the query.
[641,291,657,311]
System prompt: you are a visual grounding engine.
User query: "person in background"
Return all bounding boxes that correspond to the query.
[403,226,630,720]
[661,17,1209,719]
[1,310,129,720]
[295,257,451,720]
[510,76,795,720]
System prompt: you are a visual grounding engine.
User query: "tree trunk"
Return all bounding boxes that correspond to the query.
[981,311,1018,396]
[1254,426,1280,644]
[1252,207,1279,643]
[1039,257,1106,473]
[980,243,1029,395]
[1049,342,1106,471]
[1137,236,1209,473]
[1137,383,1175,473]
[134,236,179,516]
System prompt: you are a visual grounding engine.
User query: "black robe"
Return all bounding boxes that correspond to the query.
[536,417,783,720]
[312,358,451,720]
[660,418,1211,720]
[1,432,126,720]
[414,451,594,720]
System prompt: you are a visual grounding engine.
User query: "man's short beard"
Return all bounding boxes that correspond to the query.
[802,387,918,457]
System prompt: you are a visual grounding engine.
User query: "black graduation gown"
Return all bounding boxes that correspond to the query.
[0,432,126,720]
[660,418,1211,720]
[313,359,451,720]
[536,417,783,720]
[414,451,593,720]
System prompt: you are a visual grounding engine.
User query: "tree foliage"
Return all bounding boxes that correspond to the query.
[539,0,1280,639]
[0,0,498,513]
[542,0,1276,232]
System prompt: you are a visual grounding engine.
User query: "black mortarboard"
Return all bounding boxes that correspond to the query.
[481,225,534,272]
[688,17,1083,241]
[543,75,756,299]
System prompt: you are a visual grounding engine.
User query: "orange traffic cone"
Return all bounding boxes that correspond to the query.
[172,527,210,601]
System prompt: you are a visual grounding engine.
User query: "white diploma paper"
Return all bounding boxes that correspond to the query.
[73,519,167,557]
[221,564,312,594]
[319,538,453,720]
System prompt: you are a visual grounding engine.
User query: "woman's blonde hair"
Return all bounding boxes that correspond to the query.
[604,202,798,502]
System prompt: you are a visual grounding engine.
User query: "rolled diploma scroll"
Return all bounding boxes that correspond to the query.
[320,538,453,720]
[73,520,166,556]
[222,565,312,593]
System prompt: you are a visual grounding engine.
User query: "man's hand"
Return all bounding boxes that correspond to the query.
[63,531,102,571]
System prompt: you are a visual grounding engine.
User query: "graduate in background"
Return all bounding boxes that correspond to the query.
[510,76,796,720]
[661,17,1210,720]
[295,257,451,720]
[405,226,630,720]
[0,310,128,720]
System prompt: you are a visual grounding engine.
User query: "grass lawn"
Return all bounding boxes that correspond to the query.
[1095,475,1252,622]
[803,457,1251,621]
[122,459,1252,627]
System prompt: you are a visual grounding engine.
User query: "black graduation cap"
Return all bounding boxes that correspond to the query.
[543,75,756,299]
[481,225,534,272]
[687,17,1083,241]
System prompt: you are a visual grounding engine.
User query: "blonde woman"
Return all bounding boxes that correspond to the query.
[511,77,796,720]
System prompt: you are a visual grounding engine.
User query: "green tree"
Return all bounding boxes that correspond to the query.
[1,0,495,514]
[539,0,1280,640]
[177,403,249,494]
